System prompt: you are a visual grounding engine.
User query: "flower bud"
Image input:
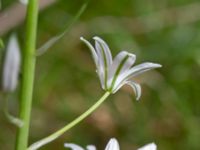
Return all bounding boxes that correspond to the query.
[2,34,21,92]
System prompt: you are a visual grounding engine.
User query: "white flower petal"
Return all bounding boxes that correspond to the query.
[93,36,112,67]
[113,62,161,92]
[64,143,84,150]
[2,34,21,92]
[80,37,99,67]
[120,53,136,73]
[138,143,157,150]
[125,81,141,100]
[86,145,97,150]
[105,138,120,150]
[80,37,105,89]
[107,51,136,89]
[93,36,113,89]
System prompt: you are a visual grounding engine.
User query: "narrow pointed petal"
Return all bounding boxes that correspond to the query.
[86,145,97,150]
[80,37,98,67]
[93,36,112,67]
[138,143,157,150]
[125,81,141,100]
[93,36,113,89]
[2,34,21,92]
[107,51,136,88]
[80,37,105,89]
[64,143,84,150]
[105,138,120,150]
[113,62,161,92]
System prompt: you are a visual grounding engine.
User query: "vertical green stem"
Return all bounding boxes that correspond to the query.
[15,0,38,150]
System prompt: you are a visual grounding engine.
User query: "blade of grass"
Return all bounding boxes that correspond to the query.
[36,0,90,56]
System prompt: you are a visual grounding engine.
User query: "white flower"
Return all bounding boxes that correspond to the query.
[2,34,21,92]
[64,138,156,150]
[80,36,162,100]
[64,138,119,150]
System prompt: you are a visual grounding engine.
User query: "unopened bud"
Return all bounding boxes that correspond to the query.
[19,0,28,5]
[2,34,21,92]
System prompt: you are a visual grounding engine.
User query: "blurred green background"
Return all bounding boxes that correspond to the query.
[0,0,200,149]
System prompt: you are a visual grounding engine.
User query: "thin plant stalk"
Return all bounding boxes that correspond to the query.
[15,0,38,150]
[28,92,110,150]
[36,0,89,56]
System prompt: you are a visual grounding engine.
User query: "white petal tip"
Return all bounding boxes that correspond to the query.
[156,64,162,67]
[64,143,84,150]
[138,143,157,150]
[151,63,162,68]
[93,36,105,42]
[128,52,136,58]
[136,97,140,101]
[80,37,85,40]
[105,138,120,150]
[93,36,100,40]
[86,145,96,150]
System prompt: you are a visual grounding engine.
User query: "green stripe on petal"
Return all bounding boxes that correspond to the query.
[80,37,105,89]
[109,54,129,91]
[113,62,162,92]
[107,51,136,92]
[93,37,113,89]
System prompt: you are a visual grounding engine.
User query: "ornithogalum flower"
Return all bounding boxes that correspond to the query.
[64,138,156,150]
[80,36,161,100]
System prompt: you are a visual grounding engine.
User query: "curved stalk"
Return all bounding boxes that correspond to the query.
[3,93,23,127]
[28,92,110,150]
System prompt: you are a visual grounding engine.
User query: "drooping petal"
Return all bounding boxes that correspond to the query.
[86,145,97,150]
[2,34,21,92]
[64,143,84,150]
[80,37,105,89]
[107,51,136,89]
[112,62,161,92]
[105,138,120,150]
[125,81,141,100]
[138,143,157,150]
[93,36,113,89]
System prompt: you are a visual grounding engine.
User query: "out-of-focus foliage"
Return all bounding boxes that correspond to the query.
[0,0,200,149]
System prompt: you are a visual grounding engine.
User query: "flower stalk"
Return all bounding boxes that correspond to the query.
[28,92,110,150]
[15,0,38,150]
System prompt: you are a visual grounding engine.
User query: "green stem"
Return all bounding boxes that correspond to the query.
[15,0,38,150]
[28,92,110,150]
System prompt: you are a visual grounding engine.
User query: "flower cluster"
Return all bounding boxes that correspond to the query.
[64,138,157,150]
[80,37,161,100]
